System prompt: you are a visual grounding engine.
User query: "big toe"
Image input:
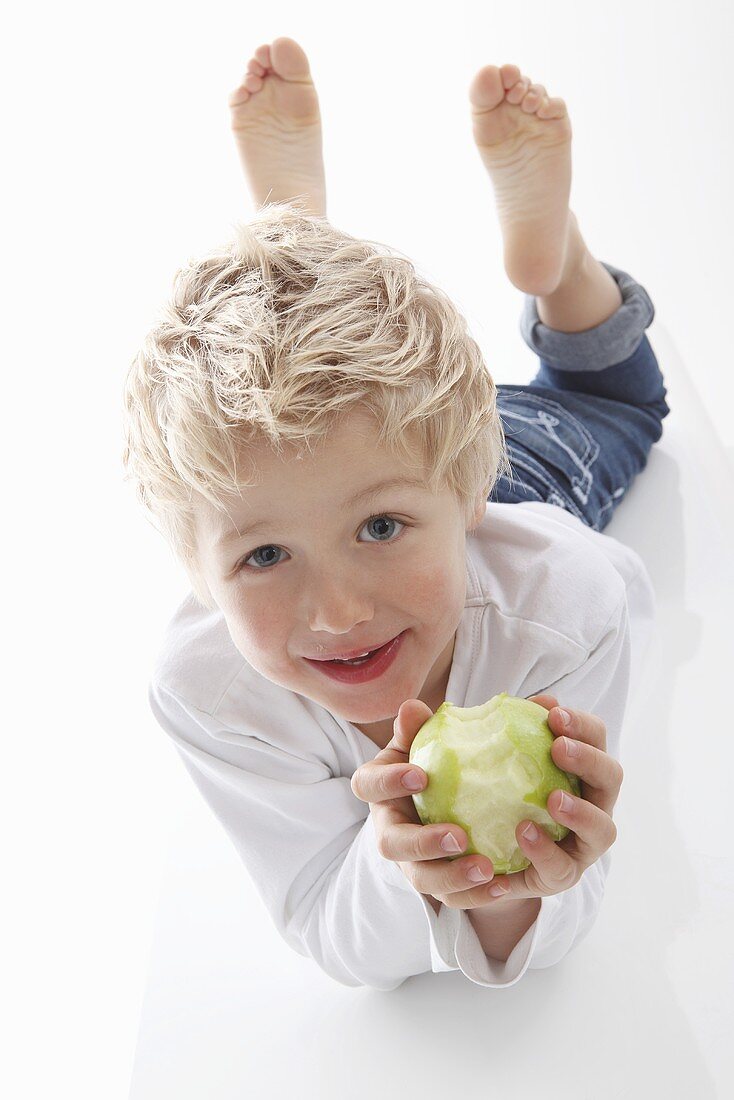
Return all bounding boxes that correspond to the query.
[270,36,312,81]
[469,65,506,112]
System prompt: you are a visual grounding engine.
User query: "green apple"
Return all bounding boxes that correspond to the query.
[408,693,582,874]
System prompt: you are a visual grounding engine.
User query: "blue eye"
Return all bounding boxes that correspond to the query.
[361,514,405,543]
[240,514,407,572]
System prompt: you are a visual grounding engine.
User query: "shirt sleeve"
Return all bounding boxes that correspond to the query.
[148,679,446,991]
[426,590,635,987]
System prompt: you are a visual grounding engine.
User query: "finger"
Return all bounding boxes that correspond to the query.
[545,704,608,752]
[544,787,618,868]
[350,760,428,804]
[349,700,433,803]
[527,693,559,712]
[527,696,609,753]
[492,789,619,901]
[403,851,497,907]
[384,698,434,755]
[486,818,580,901]
[549,732,624,816]
[373,805,470,864]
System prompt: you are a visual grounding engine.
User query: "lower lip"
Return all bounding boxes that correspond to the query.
[305,631,407,684]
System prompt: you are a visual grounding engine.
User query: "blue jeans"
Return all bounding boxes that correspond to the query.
[489,262,670,530]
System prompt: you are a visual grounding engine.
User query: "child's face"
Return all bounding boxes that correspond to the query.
[194,409,483,744]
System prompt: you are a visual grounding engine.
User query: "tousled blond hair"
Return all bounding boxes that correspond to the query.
[122,200,511,610]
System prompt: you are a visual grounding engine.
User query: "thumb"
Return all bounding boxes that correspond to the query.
[387,698,435,756]
[527,693,560,713]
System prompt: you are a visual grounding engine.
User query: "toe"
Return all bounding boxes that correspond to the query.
[538,96,567,120]
[254,44,272,69]
[243,73,264,94]
[270,36,312,80]
[521,83,547,111]
[247,58,266,78]
[469,65,505,111]
[228,86,250,108]
[499,64,522,90]
[506,78,530,105]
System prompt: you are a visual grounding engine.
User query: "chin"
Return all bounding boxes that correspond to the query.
[325,680,417,726]
[339,704,395,725]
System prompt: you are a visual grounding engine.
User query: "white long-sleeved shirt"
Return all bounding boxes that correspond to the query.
[147,500,655,991]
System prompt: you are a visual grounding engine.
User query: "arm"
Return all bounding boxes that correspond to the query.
[148,679,439,990]
[468,898,542,963]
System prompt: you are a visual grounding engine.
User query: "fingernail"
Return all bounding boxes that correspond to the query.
[557,708,571,728]
[402,770,424,791]
[441,833,463,853]
[489,883,508,897]
[563,736,580,757]
[522,822,539,842]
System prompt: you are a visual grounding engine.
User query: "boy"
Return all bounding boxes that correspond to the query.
[123,38,669,990]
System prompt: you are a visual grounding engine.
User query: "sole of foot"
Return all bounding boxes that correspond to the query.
[228,36,327,217]
[469,64,577,297]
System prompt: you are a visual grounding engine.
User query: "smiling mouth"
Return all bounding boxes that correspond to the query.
[305,631,407,681]
[324,648,381,665]
[309,635,398,663]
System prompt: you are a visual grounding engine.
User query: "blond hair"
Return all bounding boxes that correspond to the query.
[122,200,511,610]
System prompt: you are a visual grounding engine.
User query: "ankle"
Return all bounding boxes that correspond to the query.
[556,210,589,289]
[537,218,623,333]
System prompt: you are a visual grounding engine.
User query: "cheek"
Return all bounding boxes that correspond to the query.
[223,597,288,666]
[396,555,465,619]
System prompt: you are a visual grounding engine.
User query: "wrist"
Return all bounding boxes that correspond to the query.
[468,896,542,963]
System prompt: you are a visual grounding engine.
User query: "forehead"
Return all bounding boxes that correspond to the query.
[196,409,428,532]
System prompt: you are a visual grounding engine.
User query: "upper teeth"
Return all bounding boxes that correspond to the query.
[342,650,372,660]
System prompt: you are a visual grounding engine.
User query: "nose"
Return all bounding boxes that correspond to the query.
[306,569,375,638]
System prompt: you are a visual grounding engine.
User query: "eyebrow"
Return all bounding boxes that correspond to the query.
[214,476,428,548]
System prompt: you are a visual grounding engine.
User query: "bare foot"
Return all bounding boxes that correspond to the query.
[469,64,575,297]
[229,37,327,217]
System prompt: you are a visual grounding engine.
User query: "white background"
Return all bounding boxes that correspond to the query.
[4,0,733,1096]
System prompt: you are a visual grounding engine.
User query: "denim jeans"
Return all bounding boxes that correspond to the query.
[489,262,670,530]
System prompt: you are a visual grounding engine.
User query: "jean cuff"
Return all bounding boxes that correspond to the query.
[519,261,656,372]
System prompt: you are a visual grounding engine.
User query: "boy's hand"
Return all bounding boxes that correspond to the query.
[349,694,623,910]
